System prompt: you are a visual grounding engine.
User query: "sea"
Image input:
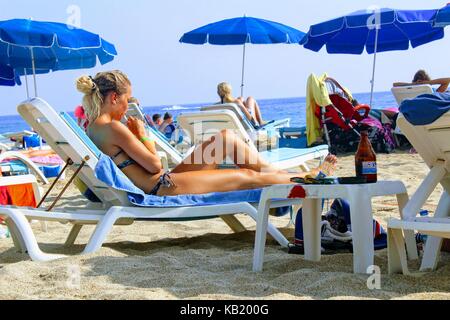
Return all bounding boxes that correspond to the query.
[0,91,397,135]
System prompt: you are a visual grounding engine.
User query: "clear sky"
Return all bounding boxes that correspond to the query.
[0,0,449,115]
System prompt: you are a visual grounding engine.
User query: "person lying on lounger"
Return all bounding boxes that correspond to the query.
[217,82,266,127]
[76,70,337,196]
[393,70,450,93]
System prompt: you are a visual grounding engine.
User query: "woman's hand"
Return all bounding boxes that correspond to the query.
[126,116,146,139]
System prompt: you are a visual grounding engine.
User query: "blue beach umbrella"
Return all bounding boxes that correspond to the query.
[0,63,21,86]
[300,8,446,107]
[0,18,117,98]
[434,3,450,27]
[180,16,305,96]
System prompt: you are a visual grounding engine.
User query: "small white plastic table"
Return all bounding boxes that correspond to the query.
[253,181,411,274]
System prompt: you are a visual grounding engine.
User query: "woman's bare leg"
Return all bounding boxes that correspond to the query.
[245,97,264,125]
[158,169,292,195]
[163,154,338,195]
[160,155,337,195]
[235,98,255,123]
[171,130,278,173]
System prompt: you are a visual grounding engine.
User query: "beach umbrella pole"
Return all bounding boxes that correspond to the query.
[369,27,379,108]
[30,47,38,97]
[23,68,30,100]
[240,43,246,97]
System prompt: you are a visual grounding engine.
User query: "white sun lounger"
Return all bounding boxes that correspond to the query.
[391,84,433,106]
[388,110,450,274]
[178,109,329,171]
[201,103,290,132]
[0,97,301,265]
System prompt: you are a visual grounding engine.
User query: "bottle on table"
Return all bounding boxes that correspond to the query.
[355,130,377,183]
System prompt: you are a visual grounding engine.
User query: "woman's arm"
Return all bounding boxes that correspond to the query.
[393,82,414,87]
[111,120,162,174]
[126,117,157,155]
[428,78,450,93]
[393,78,450,92]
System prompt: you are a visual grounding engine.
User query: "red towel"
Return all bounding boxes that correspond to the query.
[7,184,37,208]
[0,186,12,205]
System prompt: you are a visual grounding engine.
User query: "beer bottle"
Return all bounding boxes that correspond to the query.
[355,130,377,183]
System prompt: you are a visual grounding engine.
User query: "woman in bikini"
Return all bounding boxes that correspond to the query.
[76,70,337,196]
[217,82,266,127]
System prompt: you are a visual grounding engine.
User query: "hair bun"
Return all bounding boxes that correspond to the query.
[76,75,96,95]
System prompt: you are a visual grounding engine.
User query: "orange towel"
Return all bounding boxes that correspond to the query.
[6,183,37,208]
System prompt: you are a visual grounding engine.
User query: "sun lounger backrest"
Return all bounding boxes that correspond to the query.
[177,110,256,151]
[398,111,450,175]
[17,98,129,206]
[201,103,255,131]
[391,85,433,105]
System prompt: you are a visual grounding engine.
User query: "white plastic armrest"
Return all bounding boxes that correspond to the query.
[0,151,49,185]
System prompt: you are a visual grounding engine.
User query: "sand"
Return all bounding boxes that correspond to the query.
[0,151,449,300]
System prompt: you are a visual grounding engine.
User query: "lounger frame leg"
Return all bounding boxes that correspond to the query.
[388,227,411,275]
[252,198,272,272]
[396,192,418,260]
[402,163,446,219]
[5,217,26,253]
[420,191,450,271]
[2,209,65,261]
[82,208,121,255]
[65,224,83,247]
[221,215,247,233]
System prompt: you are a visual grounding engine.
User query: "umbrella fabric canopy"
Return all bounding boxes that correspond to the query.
[0,64,21,86]
[180,16,305,96]
[0,19,117,97]
[300,8,445,107]
[435,4,450,27]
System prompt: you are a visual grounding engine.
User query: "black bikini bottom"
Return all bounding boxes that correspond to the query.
[149,172,176,195]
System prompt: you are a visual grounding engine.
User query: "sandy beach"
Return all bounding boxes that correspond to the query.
[0,151,449,300]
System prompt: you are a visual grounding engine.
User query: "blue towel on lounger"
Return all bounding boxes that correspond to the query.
[400,92,450,125]
[94,153,262,207]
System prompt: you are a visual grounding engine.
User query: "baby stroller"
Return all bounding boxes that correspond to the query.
[311,76,370,153]
[308,75,396,154]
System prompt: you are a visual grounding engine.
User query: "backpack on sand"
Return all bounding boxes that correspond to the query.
[288,199,387,254]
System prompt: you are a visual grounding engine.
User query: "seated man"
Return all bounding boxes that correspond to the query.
[76,70,337,196]
[217,82,266,126]
[393,70,450,93]
[158,112,176,140]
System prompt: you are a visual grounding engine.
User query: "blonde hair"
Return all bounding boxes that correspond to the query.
[76,70,131,124]
[217,82,234,103]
